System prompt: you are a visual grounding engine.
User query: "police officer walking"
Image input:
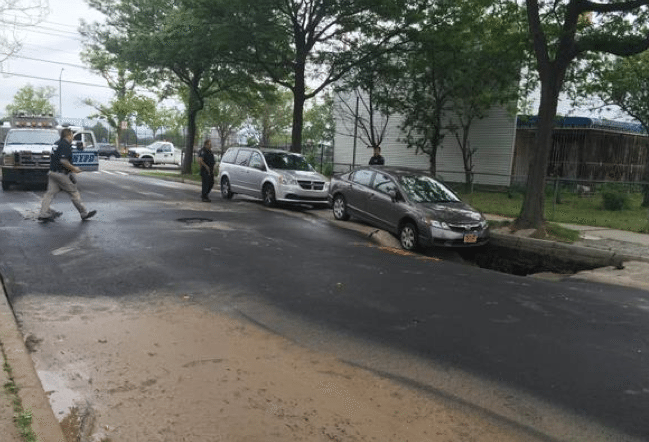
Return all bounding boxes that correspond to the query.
[197,139,216,202]
[38,128,97,221]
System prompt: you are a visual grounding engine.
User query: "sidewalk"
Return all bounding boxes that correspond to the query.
[0,284,66,442]
[1,211,648,441]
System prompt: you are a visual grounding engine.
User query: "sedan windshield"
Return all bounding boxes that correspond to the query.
[399,175,461,203]
[263,152,312,171]
[6,130,59,145]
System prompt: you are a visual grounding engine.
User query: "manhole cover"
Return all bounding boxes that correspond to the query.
[177,217,213,224]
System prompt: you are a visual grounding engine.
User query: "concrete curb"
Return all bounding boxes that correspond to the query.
[490,231,649,267]
[0,284,66,442]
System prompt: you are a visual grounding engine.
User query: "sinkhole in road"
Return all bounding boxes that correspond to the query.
[454,244,602,277]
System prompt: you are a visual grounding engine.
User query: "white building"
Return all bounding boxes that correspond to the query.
[332,93,518,187]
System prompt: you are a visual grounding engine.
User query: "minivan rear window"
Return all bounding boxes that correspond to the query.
[235,149,252,166]
[221,148,238,164]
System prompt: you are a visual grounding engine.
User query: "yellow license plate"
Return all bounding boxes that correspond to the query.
[464,234,478,244]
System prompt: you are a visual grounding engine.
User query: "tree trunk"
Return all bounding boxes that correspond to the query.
[182,82,203,174]
[290,62,306,154]
[428,147,437,176]
[642,151,649,207]
[291,88,305,154]
[516,75,562,229]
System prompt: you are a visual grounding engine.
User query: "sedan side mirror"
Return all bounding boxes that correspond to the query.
[388,189,399,202]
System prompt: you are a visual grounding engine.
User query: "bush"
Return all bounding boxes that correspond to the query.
[601,189,630,211]
[507,184,526,199]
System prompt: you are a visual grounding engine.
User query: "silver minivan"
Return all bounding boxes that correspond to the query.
[218,147,329,207]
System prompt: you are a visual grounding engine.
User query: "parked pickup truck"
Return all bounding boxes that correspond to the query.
[128,141,182,168]
[1,115,98,191]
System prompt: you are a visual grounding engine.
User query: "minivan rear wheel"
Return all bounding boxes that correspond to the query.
[399,222,418,251]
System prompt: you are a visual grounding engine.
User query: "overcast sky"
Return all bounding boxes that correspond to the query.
[1,0,112,120]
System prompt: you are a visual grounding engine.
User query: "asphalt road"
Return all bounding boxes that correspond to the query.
[1,160,649,441]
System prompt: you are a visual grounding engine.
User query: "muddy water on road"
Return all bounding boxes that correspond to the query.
[11,293,559,442]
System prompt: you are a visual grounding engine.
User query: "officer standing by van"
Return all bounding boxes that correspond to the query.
[198,139,216,202]
[38,128,97,221]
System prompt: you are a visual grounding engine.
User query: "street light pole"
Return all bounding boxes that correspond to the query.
[59,68,64,119]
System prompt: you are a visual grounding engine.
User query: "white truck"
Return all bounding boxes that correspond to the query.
[127,141,182,168]
[1,115,98,191]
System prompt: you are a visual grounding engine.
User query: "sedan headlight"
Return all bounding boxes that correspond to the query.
[279,174,297,185]
[427,218,450,230]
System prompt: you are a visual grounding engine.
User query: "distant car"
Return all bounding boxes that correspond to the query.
[328,166,489,250]
[97,143,121,159]
[218,147,329,207]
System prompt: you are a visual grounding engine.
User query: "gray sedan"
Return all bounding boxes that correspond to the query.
[328,166,489,250]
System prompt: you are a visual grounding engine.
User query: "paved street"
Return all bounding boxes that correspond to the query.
[1,161,649,441]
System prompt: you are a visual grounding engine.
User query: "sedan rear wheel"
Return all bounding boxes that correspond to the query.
[399,222,418,251]
[332,194,350,221]
[262,183,276,207]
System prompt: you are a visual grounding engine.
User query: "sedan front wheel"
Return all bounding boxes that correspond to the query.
[399,222,418,251]
[332,194,350,221]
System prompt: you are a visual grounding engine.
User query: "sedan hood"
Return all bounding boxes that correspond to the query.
[420,202,484,224]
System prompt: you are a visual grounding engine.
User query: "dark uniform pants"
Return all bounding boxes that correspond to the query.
[201,170,214,198]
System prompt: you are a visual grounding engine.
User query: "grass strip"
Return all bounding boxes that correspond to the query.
[2,345,37,442]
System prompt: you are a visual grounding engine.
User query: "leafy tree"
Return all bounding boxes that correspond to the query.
[247,89,293,148]
[446,2,525,191]
[388,1,524,176]
[518,0,649,229]
[198,94,249,155]
[91,122,110,143]
[79,40,144,147]
[83,0,255,173]
[81,71,138,147]
[303,92,335,148]
[5,84,56,116]
[583,52,649,206]
[211,0,406,153]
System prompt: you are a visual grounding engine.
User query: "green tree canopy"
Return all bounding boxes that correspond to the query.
[518,0,649,229]
[82,0,257,173]
[582,51,649,206]
[5,84,56,116]
[384,0,525,175]
[201,0,407,153]
[198,94,250,155]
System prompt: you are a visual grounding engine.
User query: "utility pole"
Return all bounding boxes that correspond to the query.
[59,68,64,119]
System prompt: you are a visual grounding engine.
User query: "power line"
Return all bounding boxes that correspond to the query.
[0,53,89,70]
[1,70,110,89]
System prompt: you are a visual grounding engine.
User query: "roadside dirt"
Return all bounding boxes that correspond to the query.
[8,293,545,442]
